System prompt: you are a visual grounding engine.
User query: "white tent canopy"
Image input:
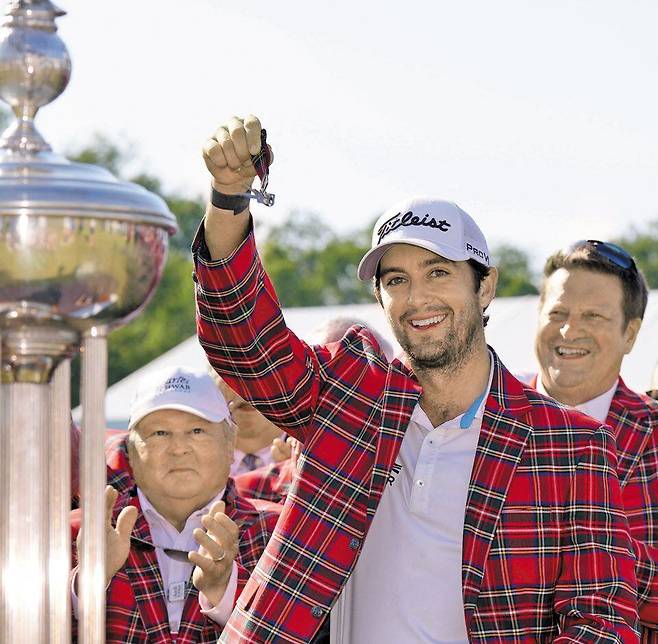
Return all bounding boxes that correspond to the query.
[87,292,657,429]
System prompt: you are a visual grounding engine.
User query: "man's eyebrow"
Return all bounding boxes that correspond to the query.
[379,257,455,277]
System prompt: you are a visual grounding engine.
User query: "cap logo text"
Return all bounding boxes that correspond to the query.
[377,210,451,245]
[156,376,191,395]
[466,243,489,264]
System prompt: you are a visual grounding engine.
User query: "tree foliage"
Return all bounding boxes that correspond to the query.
[491,244,539,296]
[612,221,658,288]
[260,212,373,306]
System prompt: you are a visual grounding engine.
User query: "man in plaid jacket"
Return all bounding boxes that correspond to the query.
[193,115,639,642]
[234,441,299,504]
[529,241,658,640]
[72,366,282,643]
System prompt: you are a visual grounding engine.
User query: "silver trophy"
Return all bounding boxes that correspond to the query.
[0,1,177,642]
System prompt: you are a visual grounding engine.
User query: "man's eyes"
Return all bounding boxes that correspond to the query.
[385,270,447,286]
[548,310,567,320]
[147,428,207,439]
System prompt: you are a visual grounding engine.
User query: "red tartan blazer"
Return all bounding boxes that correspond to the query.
[71,439,282,643]
[194,229,640,643]
[530,375,658,641]
[234,459,294,505]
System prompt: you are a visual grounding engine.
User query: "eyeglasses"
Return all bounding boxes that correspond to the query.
[569,239,637,274]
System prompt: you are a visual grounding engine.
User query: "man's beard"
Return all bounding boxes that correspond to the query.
[395,302,482,373]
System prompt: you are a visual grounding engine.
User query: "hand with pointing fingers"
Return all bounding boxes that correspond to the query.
[191,500,239,606]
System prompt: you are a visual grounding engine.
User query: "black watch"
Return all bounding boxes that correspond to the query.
[210,187,250,215]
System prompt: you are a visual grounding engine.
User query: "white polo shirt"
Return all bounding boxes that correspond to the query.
[332,355,494,643]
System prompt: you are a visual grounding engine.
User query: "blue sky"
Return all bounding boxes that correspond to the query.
[33,0,658,269]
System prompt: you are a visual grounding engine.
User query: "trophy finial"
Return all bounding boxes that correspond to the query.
[0,0,71,153]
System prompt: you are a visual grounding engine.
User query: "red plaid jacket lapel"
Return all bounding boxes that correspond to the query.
[607,381,658,638]
[367,361,421,518]
[608,379,656,486]
[462,359,533,618]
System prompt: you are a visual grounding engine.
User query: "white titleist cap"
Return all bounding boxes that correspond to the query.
[129,365,230,429]
[357,196,491,281]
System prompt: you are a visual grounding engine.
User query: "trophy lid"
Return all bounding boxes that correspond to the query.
[0,0,177,232]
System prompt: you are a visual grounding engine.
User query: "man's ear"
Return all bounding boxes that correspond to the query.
[623,317,642,355]
[479,266,498,310]
[372,279,383,307]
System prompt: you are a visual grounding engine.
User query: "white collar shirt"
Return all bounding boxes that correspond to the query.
[137,487,225,634]
[231,443,276,476]
[332,354,494,643]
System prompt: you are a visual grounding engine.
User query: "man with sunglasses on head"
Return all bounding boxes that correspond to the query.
[532,240,658,639]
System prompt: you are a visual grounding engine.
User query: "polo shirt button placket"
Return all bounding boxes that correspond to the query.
[311,606,323,618]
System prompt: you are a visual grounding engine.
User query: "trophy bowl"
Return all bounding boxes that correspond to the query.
[0,155,178,330]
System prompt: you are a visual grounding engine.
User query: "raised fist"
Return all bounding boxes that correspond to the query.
[202,115,272,195]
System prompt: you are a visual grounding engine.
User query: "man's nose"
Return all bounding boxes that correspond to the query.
[167,433,191,453]
[407,279,430,307]
[559,317,582,341]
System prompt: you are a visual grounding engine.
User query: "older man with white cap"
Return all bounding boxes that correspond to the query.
[71,365,281,643]
[192,115,639,643]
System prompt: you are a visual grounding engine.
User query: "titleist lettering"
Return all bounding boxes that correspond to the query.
[376,210,451,244]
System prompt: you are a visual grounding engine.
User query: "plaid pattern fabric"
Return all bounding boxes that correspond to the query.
[193,229,639,643]
[71,439,281,643]
[529,374,658,640]
[234,459,295,504]
[608,381,658,640]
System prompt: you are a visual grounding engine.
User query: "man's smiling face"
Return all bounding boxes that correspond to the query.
[377,244,493,372]
[535,267,639,406]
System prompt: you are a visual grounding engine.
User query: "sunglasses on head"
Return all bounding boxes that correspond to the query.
[569,239,637,273]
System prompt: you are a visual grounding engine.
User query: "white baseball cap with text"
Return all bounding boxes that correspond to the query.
[129,365,231,429]
[357,197,491,281]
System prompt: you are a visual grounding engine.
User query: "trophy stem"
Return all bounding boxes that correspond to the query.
[78,327,108,644]
[49,358,72,644]
[0,381,50,641]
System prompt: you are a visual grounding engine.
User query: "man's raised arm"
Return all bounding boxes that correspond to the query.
[201,114,269,260]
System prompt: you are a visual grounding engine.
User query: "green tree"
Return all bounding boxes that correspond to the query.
[260,212,373,306]
[106,250,196,386]
[491,244,538,296]
[68,133,125,176]
[612,221,658,288]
